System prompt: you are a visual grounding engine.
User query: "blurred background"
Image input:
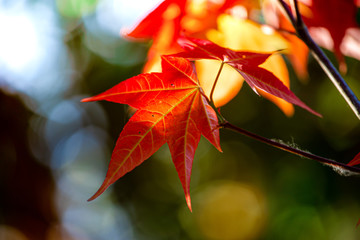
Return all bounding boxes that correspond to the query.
[0,0,360,239]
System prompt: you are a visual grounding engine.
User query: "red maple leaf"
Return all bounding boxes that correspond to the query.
[124,0,186,40]
[300,0,359,69]
[171,36,321,117]
[347,152,360,166]
[123,0,246,40]
[82,56,221,211]
[123,0,186,72]
[122,0,251,72]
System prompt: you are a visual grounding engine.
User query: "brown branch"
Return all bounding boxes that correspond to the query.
[220,121,360,175]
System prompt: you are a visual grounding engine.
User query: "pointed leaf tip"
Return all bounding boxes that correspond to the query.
[347,152,360,166]
[82,95,105,102]
[87,195,97,202]
[81,97,94,102]
[186,194,192,212]
[87,180,110,202]
[87,192,101,202]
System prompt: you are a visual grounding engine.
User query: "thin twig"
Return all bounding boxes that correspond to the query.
[220,121,360,174]
[210,62,225,104]
[291,0,301,27]
[277,0,360,119]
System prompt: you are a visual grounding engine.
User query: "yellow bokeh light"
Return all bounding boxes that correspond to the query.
[193,181,266,240]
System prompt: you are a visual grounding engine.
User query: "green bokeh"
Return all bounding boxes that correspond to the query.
[57,0,99,18]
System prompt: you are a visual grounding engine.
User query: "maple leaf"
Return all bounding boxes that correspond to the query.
[123,0,186,72]
[171,36,321,117]
[206,14,294,116]
[296,0,358,72]
[82,56,221,211]
[122,0,251,73]
[123,0,186,40]
[123,0,247,40]
[347,152,360,166]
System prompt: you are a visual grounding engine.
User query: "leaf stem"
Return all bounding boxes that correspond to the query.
[220,121,360,174]
[210,61,225,104]
[199,87,226,123]
[209,100,226,123]
[277,0,360,120]
[201,61,227,124]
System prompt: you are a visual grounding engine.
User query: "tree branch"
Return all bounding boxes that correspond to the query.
[277,0,360,120]
[220,121,360,175]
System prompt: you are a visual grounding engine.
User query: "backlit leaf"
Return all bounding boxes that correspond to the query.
[171,36,321,117]
[207,15,295,116]
[83,56,221,210]
[298,0,358,72]
[347,152,360,166]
